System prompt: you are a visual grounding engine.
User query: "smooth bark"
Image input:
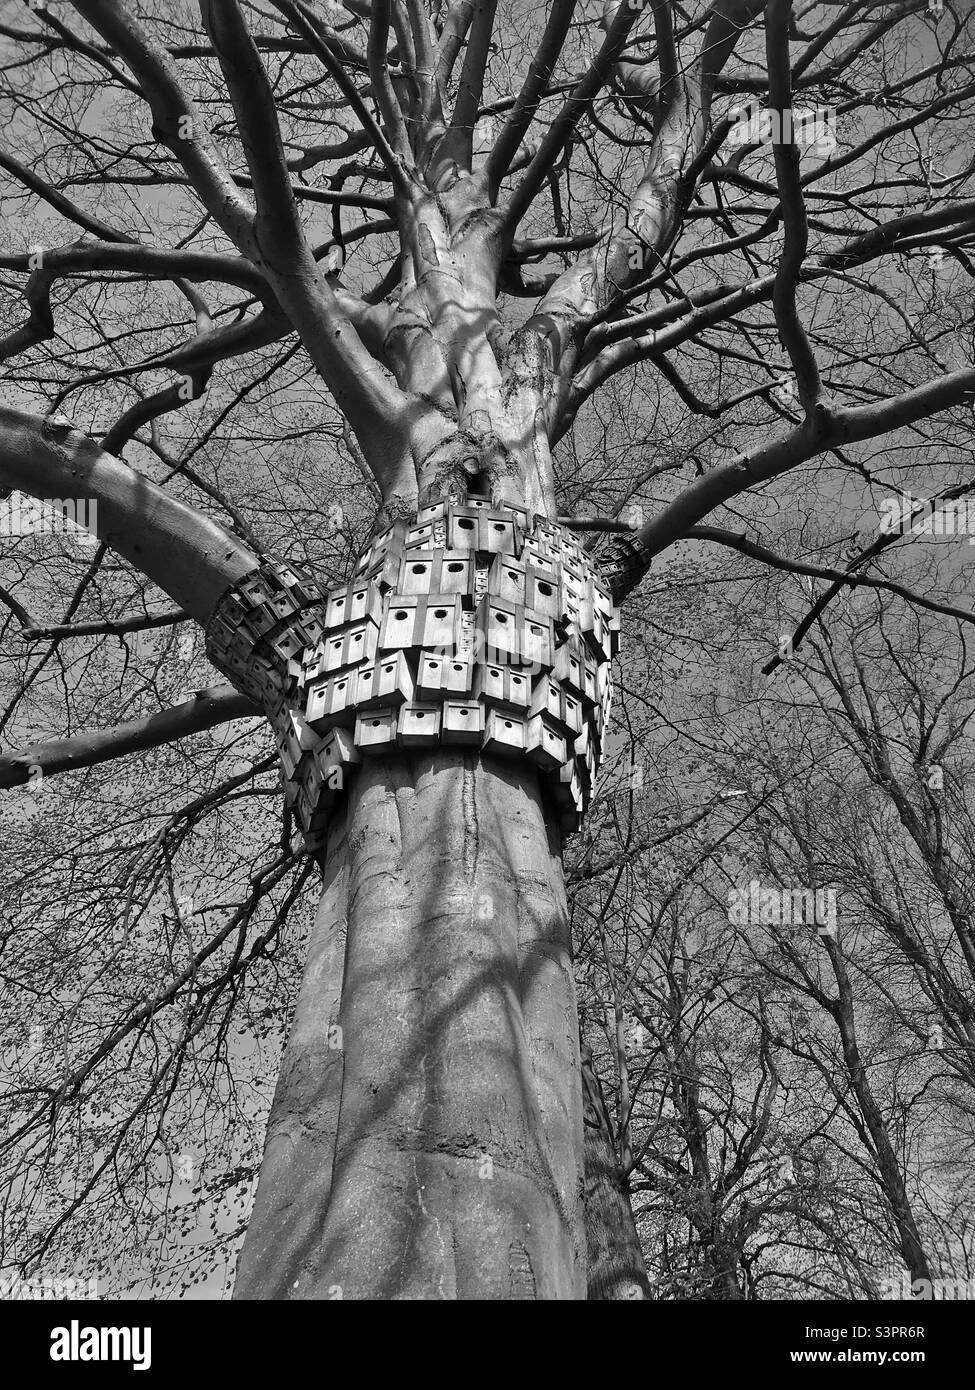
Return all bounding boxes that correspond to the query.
[236,749,585,1299]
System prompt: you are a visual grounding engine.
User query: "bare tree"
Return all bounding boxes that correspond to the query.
[2,0,975,1299]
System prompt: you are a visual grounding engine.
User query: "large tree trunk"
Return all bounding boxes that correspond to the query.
[235,750,586,1299]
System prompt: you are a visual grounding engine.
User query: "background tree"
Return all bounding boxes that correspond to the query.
[1,0,974,1299]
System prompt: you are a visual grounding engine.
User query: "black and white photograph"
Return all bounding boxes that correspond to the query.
[0,0,972,1355]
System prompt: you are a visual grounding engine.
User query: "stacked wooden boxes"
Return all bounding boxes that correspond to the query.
[205,500,621,850]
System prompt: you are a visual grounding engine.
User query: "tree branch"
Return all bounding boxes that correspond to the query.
[0,406,256,620]
[22,609,190,641]
[69,0,257,253]
[764,0,822,413]
[485,0,577,200]
[0,685,260,789]
[608,366,975,602]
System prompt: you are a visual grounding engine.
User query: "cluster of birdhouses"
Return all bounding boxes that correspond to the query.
[204,555,330,707]
[600,529,649,602]
[205,500,621,852]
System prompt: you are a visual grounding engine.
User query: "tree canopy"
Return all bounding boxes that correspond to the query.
[1,0,974,1298]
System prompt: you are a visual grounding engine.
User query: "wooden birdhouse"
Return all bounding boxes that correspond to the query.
[482,709,527,758]
[526,713,568,772]
[397,702,441,747]
[355,707,398,754]
[442,700,484,745]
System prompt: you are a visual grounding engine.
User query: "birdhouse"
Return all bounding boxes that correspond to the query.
[243,601,278,639]
[580,655,599,712]
[304,676,331,731]
[219,592,250,628]
[478,511,520,555]
[250,653,285,703]
[317,725,361,781]
[222,648,249,683]
[532,516,562,541]
[355,707,398,754]
[397,702,441,747]
[421,595,463,651]
[281,770,300,809]
[529,674,563,724]
[447,505,482,552]
[559,761,581,811]
[276,738,303,784]
[576,592,597,646]
[440,552,474,596]
[417,653,446,700]
[554,758,585,810]
[607,606,621,658]
[488,554,527,605]
[442,700,484,745]
[503,668,531,709]
[418,653,474,700]
[266,626,305,664]
[582,739,599,789]
[296,784,330,838]
[473,662,507,705]
[321,632,351,676]
[482,709,527,758]
[592,574,614,612]
[341,619,379,669]
[326,671,358,728]
[272,558,311,593]
[379,596,423,651]
[417,499,447,525]
[359,551,404,592]
[297,612,326,647]
[521,538,560,568]
[226,624,257,662]
[521,614,554,669]
[466,494,493,510]
[406,520,437,550]
[401,556,462,602]
[400,553,432,596]
[526,713,568,772]
[356,651,415,707]
[600,681,613,733]
[298,745,330,804]
[561,689,584,736]
[206,612,236,652]
[325,580,383,630]
[524,565,561,618]
[355,520,407,588]
[240,572,274,607]
[275,706,318,766]
[553,639,585,696]
[267,588,300,621]
[477,597,522,661]
[575,721,601,771]
[371,519,408,564]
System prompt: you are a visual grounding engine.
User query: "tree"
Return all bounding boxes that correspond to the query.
[1,0,974,1299]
